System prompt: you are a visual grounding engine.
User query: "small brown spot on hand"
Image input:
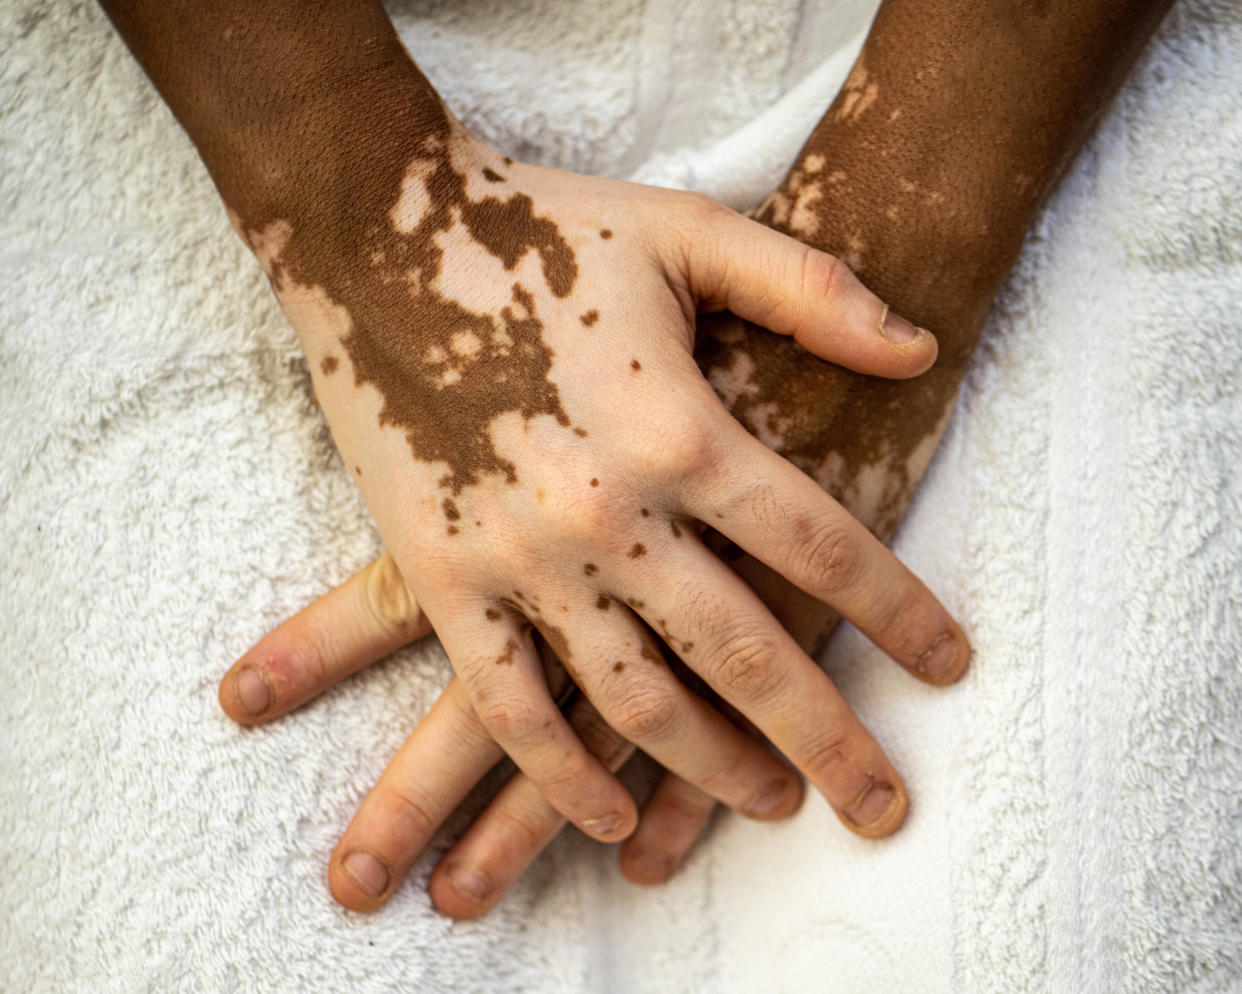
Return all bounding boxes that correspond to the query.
[503,156,514,166]
[580,309,599,327]
[596,594,611,611]
[600,229,612,239]
[640,508,650,517]
[590,478,599,487]
[628,543,647,559]
[612,661,625,673]
[625,597,645,610]
[320,355,339,375]
[573,427,588,437]
[630,359,642,372]
[485,608,501,621]
[584,563,598,576]
[447,524,459,535]
[354,466,362,476]
[496,639,518,665]
[536,488,546,504]
[670,521,682,538]
[640,645,662,665]
[482,167,505,183]
[442,498,461,521]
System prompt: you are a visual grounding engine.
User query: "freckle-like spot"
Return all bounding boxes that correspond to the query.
[640,645,661,665]
[628,543,647,558]
[442,498,461,521]
[495,639,518,665]
[600,229,612,239]
[320,355,339,375]
[558,604,569,613]
[583,563,598,576]
[580,309,599,327]
[447,524,459,535]
[536,488,545,504]
[630,359,642,372]
[670,521,682,538]
[485,608,501,621]
[596,594,611,611]
[626,597,645,610]
[640,508,650,517]
[612,661,625,673]
[354,466,362,476]
[503,156,514,166]
[482,167,505,183]
[475,519,482,527]
[590,478,599,487]
[573,427,588,437]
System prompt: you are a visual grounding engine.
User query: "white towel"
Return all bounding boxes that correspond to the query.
[2,1,1239,991]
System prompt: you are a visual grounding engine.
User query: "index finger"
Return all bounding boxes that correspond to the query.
[683,422,970,686]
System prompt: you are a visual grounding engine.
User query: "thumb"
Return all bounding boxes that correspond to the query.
[683,196,937,379]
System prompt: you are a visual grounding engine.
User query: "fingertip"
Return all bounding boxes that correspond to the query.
[218,662,274,725]
[579,804,639,844]
[841,775,909,840]
[741,775,805,822]
[428,862,496,920]
[329,847,394,912]
[618,844,677,887]
[914,626,972,687]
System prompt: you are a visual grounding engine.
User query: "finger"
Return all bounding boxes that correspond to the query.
[443,610,638,843]
[329,678,502,912]
[630,539,909,838]
[552,605,801,821]
[219,551,432,724]
[683,421,971,687]
[619,774,719,886]
[683,195,938,377]
[429,694,634,920]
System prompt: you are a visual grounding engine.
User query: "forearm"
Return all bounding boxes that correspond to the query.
[764,0,1176,356]
[98,0,450,232]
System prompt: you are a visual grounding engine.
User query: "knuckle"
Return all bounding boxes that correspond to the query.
[800,247,848,306]
[610,685,680,741]
[492,807,543,853]
[477,696,544,746]
[373,785,438,843]
[801,728,853,784]
[637,417,723,487]
[707,629,784,702]
[683,191,735,225]
[800,521,864,597]
[365,552,424,638]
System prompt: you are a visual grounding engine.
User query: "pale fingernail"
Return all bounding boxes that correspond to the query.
[342,850,389,897]
[447,864,491,903]
[917,632,965,683]
[879,305,923,345]
[582,812,623,838]
[744,778,796,818]
[848,780,896,827]
[235,667,271,716]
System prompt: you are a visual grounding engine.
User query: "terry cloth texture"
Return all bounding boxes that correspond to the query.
[2,1,1240,991]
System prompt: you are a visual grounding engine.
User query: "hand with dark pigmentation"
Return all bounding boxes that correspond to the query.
[215,114,967,854]
[214,0,1177,916]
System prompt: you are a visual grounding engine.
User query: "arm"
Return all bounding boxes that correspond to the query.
[214,0,1177,917]
[101,0,966,859]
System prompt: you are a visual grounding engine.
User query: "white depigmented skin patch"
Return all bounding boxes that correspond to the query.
[389,158,439,234]
[834,61,880,124]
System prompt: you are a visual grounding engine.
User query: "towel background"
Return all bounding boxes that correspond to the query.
[2,1,1240,991]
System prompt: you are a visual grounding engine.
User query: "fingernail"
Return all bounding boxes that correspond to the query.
[582,812,623,838]
[447,864,491,903]
[342,850,390,897]
[744,778,795,818]
[848,780,896,827]
[879,305,923,345]
[917,632,964,683]
[235,666,271,716]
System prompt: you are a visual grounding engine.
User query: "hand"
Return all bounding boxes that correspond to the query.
[223,117,968,858]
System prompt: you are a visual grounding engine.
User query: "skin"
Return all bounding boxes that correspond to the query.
[101,0,1174,917]
[101,0,969,857]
